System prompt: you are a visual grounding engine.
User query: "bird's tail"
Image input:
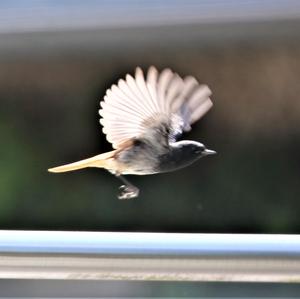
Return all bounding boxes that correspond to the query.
[48,150,117,173]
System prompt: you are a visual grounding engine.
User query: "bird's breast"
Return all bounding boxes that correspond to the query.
[156,148,200,173]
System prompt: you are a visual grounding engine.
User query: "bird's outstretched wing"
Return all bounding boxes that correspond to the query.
[99,66,213,149]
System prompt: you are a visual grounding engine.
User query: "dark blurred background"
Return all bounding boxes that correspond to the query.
[0,0,300,234]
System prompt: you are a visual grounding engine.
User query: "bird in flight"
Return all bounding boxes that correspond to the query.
[48,66,216,199]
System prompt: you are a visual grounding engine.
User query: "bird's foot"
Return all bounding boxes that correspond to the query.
[118,185,139,200]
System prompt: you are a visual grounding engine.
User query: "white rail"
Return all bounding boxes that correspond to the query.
[0,231,300,282]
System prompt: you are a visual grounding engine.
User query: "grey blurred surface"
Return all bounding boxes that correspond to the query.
[1,0,300,33]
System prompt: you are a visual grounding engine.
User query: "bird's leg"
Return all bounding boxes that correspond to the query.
[116,175,139,200]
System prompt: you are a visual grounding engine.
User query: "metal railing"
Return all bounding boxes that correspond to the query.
[0,231,300,282]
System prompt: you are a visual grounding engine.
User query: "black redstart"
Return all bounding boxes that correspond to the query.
[48,66,216,199]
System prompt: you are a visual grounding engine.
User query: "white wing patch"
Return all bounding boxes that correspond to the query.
[99,66,213,149]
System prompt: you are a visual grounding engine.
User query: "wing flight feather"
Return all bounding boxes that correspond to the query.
[99,66,213,149]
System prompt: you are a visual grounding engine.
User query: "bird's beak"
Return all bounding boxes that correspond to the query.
[203,149,217,156]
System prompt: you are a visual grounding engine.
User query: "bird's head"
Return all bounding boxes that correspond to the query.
[157,140,216,173]
[171,140,216,167]
[183,141,216,157]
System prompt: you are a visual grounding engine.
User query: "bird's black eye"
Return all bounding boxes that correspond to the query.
[133,139,143,146]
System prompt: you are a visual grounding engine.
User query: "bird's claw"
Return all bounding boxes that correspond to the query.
[118,185,139,200]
